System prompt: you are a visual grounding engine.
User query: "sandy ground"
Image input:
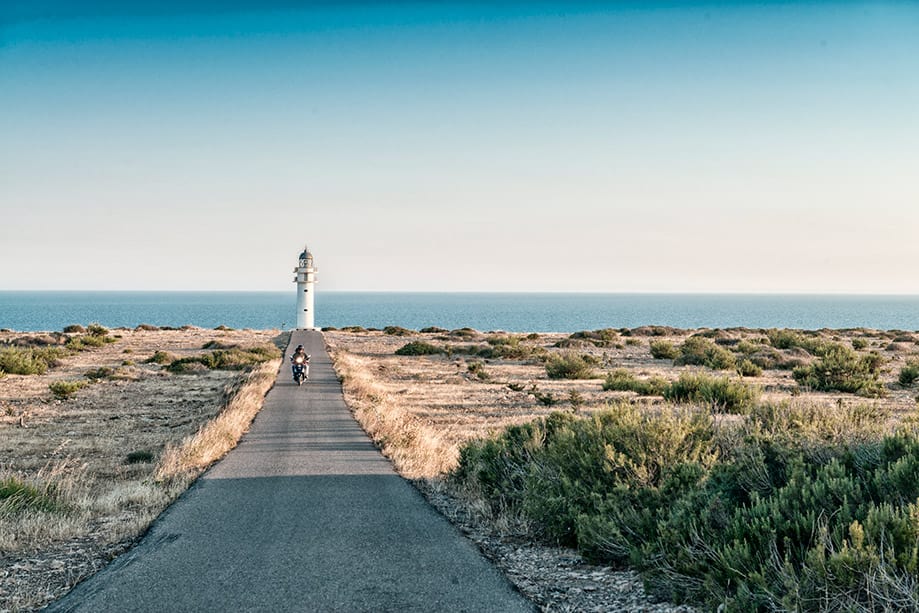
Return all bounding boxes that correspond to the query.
[0,327,280,612]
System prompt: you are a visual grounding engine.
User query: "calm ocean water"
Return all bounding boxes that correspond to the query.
[0,292,917,333]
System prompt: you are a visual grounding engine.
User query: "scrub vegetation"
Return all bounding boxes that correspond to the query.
[327,324,919,612]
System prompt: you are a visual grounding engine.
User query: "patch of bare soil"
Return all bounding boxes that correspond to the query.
[325,326,919,612]
[0,327,281,612]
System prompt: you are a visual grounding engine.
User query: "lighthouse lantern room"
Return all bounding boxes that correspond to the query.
[293,245,317,329]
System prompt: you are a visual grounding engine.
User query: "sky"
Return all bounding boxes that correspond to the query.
[1,1,917,293]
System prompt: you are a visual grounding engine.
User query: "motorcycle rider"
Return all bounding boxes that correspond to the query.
[290,344,310,380]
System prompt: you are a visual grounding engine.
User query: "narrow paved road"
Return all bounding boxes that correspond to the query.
[50,331,532,612]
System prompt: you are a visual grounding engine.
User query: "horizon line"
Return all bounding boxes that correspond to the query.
[3,289,919,297]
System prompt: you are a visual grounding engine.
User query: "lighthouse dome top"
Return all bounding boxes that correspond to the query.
[298,246,314,265]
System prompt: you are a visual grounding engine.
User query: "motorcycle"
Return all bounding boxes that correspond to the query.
[291,353,310,386]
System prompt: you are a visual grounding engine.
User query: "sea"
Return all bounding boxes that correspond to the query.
[1,291,918,333]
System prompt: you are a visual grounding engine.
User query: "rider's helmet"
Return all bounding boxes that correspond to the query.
[296,345,304,351]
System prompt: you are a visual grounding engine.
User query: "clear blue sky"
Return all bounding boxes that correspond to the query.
[2,1,917,292]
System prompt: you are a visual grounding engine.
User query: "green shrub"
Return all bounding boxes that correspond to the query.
[568,390,585,410]
[62,324,86,334]
[478,337,545,360]
[899,359,919,387]
[450,328,479,338]
[793,344,886,397]
[545,352,596,380]
[394,341,443,356]
[736,359,762,377]
[602,369,668,396]
[214,325,234,331]
[675,337,736,370]
[649,340,680,360]
[467,361,490,381]
[454,402,919,611]
[167,345,281,373]
[421,326,447,333]
[86,323,109,337]
[66,333,114,350]
[84,367,115,380]
[663,372,759,413]
[569,329,619,347]
[383,326,414,336]
[851,338,869,350]
[0,346,66,375]
[0,476,62,513]
[49,380,88,398]
[145,350,175,364]
[125,450,155,464]
[766,329,829,356]
[533,390,559,406]
[735,339,763,355]
[202,340,237,350]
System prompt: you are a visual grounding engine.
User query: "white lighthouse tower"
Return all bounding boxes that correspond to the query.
[293,245,317,330]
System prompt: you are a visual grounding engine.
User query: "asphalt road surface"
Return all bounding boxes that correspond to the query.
[49,330,532,612]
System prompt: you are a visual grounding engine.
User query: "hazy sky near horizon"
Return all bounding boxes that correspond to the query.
[2,1,917,293]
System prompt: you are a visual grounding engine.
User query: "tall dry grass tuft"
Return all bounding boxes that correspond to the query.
[155,359,280,492]
[330,349,457,479]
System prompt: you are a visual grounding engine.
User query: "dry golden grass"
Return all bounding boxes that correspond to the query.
[330,350,456,478]
[155,359,280,490]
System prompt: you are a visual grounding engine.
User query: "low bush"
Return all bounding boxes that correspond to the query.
[545,352,596,380]
[467,361,490,381]
[124,450,155,464]
[145,350,175,364]
[84,367,115,380]
[214,325,234,331]
[569,329,619,347]
[663,372,759,413]
[0,476,63,513]
[421,326,448,333]
[533,390,559,406]
[167,345,281,373]
[899,359,919,387]
[793,343,886,397]
[649,340,680,360]
[851,338,869,350]
[453,402,919,611]
[675,337,736,370]
[340,326,368,333]
[0,346,67,375]
[62,324,86,334]
[735,359,762,377]
[383,326,414,336]
[48,380,89,398]
[734,339,763,355]
[202,340,238,350]
[766,328,828,355]
[602,369,668,396]
[450,327,480,338]
[135,323,160,331]
[394,341,443,356]
[86,323,109,337]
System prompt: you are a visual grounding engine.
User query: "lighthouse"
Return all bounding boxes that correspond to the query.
[293,245,317,329]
